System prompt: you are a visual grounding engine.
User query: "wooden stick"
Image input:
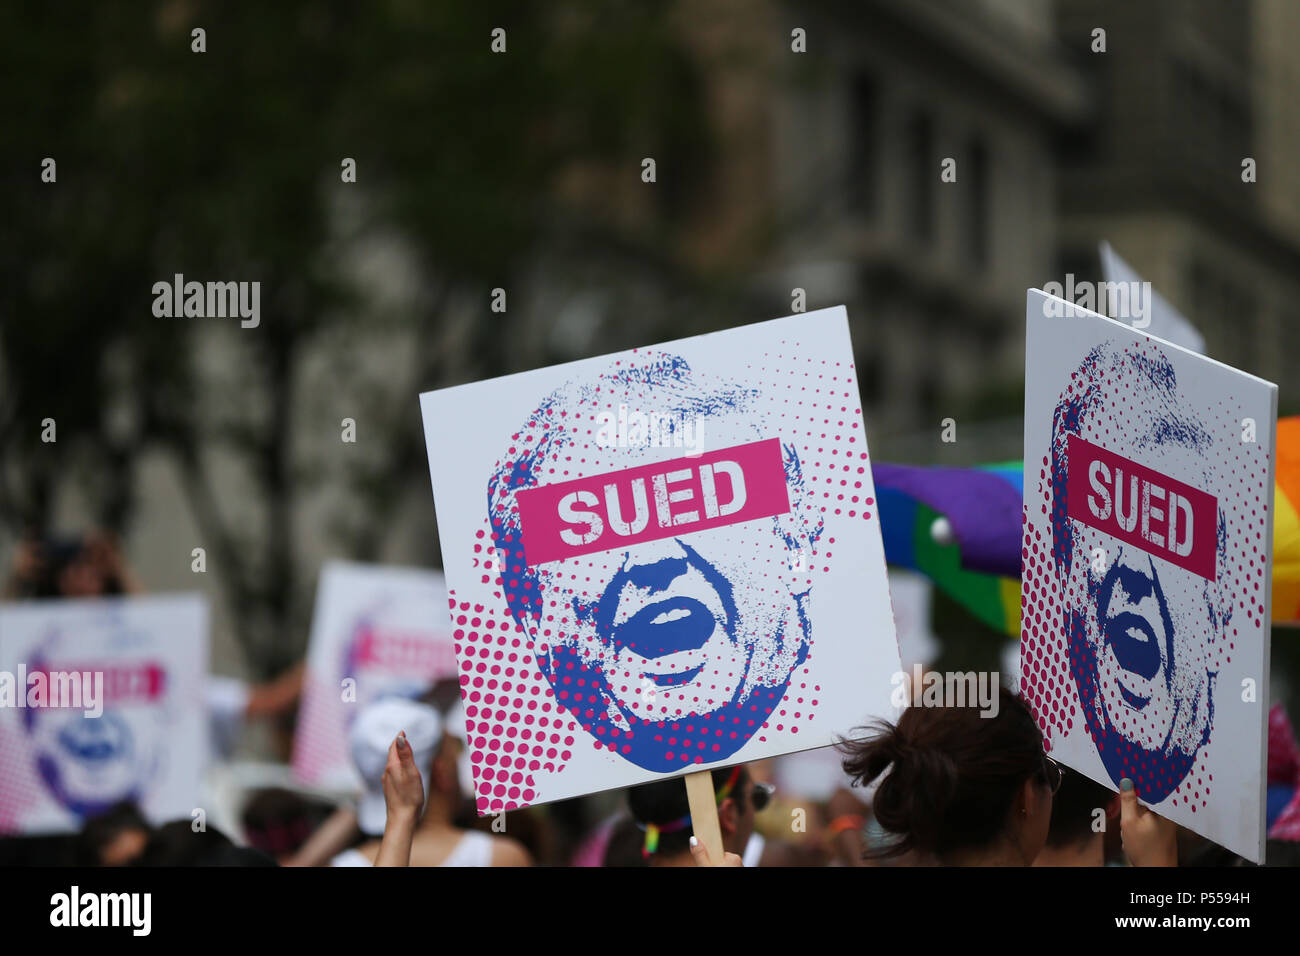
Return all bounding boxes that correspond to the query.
[683,770,724,865]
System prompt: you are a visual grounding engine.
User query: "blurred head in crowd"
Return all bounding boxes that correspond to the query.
[7,531,132,599]
[1046,342,1230,801]
[420,681,477,805]
[487,355,823,773]
[596,815,651,867]
[840,687,1057,865]
[240,787,336,863]
[421,704,471,814]
[75,801,152,866]
[1034,766,1116,866]
[349,697,443,835]
[136,820,276,867]
[624,764,757,865]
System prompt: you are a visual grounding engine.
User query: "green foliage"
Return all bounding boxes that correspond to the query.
[0,1,709,674]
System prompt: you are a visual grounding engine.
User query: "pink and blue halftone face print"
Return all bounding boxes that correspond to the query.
[421,309,901,814]
[487,359,822,773]
[0,595,208,835]
[1020,290,1275,862]
[291,564,459,789]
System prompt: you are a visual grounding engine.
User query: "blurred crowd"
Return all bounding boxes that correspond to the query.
[3,529,1299,868]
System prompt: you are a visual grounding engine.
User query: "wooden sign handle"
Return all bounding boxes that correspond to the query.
[683,770,724,865]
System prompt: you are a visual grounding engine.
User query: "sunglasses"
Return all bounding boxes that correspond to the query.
[1041,756,1064,795]
[750,781,775,812]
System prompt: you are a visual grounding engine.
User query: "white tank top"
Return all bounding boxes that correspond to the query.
[330,831,495,867]
[330,848,372,867]
[439,830,494,867]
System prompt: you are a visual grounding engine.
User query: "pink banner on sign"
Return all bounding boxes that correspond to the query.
[353,627,458,675]
[28,662,166,704]
[515,438,792,564]
[1065,434,1218,580]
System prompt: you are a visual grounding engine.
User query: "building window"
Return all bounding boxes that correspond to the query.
[1170,54,1252,179]
[905,110,935,244]
[858,349,884,405]
[1187,257,1257,370]
[848,73,879,217]
[966,137,989,268]
[917,368,941,423]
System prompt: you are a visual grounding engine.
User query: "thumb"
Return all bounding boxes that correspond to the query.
[1118,777,1141,825]
[688,835,712,867]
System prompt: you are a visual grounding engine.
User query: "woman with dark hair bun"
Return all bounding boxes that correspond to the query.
[840,686,1059,865]
[686,685,1177,867]
[688,688,1060,867]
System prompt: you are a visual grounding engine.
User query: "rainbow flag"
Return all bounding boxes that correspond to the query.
[875,416,1300,636]
[1273,417,1300,623]
[873,461,1023,636]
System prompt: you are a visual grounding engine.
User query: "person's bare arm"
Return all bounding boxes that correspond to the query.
[375,733,425,868]
[282,806,361,867]
[825,787,870,867]
[244,662,305,719]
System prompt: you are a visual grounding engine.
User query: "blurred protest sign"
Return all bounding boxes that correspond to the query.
[291,561,458,789]
[420,307,900,816]
[1020,288,1275,861]
[1099,241,1206,353]
[0,594,208,834]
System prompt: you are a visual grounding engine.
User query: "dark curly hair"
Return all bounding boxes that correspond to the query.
[839,687,1050,862]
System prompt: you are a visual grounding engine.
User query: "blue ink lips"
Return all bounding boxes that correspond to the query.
[645,664,705,688]
[612,596,715,659]
[58,719,125,763]
[1104,610,1161,701]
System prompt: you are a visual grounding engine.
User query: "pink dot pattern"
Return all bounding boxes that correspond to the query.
[1021,336,1270,812]
[0,724,44,833]
[451,343,874,813]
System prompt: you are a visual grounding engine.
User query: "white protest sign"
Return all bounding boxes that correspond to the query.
[1020,288,1275,862]
[770,568,937,805]
[291,561,459,789]
[0,594,208,834]
[419,307,900,814]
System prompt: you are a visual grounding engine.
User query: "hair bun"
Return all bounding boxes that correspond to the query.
[866,726,961,854]
[839,688,1046,861]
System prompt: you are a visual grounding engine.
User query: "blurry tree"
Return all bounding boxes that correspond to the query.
[0,1,713,676]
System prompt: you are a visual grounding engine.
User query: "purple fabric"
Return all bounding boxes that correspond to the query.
[872,463,1024,577]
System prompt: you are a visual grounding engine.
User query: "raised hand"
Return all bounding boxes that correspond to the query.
[688,835,744,867]
[1118,777,1177,867]
[375,732,425,867]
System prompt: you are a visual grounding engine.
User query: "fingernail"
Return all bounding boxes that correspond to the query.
[1120,777,1134,792]
[689,836,699,848]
